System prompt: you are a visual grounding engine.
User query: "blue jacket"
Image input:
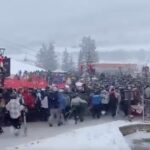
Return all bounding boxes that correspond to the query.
[58,92,66,110]
[91,95,101,106]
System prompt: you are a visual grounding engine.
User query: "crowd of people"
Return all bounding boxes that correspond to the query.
[15,70,66,84]
[0,71,150,136]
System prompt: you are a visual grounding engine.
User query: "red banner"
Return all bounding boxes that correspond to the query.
[4,78,48,89]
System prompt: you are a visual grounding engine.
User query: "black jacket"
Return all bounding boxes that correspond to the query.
[48,91,59,109]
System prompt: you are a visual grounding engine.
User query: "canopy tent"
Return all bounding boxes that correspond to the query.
[52,69,67,73]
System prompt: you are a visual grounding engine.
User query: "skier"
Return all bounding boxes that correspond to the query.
[6,93,24,136]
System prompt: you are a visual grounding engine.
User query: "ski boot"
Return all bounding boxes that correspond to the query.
[49,124,53,127]
[58,122,63,126]
[14,129,20,136]
[128,115,134,122]
[0,128,3,134]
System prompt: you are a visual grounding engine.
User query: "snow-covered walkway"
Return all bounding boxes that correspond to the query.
[0,117,143,150]
[1,117,113,149]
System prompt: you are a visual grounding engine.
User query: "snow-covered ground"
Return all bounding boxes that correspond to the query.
[10,59,44,74]
[1,117,112,149]
[0,116,144,150]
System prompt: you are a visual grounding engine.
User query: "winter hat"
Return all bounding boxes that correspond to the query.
[53,86,58,91]
[59,89,64,92]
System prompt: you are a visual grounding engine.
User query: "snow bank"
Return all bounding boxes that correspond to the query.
[7,121,131,150]
[11,59,44,74]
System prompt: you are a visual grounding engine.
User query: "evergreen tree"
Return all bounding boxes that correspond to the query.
[78,50,83,66]
[79,36,98,64]
[61,48,69,71]
[36,43,58,71]
[68,55,75,71]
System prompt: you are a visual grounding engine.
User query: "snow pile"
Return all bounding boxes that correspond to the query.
[11,59,44,74]
[7,121,131,150]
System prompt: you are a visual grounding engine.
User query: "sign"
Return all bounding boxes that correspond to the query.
[3,58,10,77]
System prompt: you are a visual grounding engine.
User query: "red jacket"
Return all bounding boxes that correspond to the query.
[23,91,35,108]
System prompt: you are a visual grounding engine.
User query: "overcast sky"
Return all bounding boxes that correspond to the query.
[0,0,150,52]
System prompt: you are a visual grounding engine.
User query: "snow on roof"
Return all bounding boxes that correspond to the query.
[11,59,44,74]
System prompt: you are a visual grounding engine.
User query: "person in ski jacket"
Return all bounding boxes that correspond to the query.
[0,98,5,134]
[144,85,150,99]
[40,92,49,121]
[58,89,67,125]
[101,89,109,114]
[22,90,35,108]
[144,85,150,117]
[6,94,24,135]
[48,87,61,126]
[71,93,87,124]
[22,90,36,121]
[109,89,118,117]
[90,91,102,118]
[58,90,66,111]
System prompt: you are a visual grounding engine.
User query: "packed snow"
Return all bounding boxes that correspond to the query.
[125,131,150,150]
[1,117,113,149]
[10,59,44,74]
[1,120,138,150]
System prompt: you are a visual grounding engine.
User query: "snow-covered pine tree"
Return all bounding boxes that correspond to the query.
[68,55,75,71]
[79,36,98,64]
[36,43,58,71]
[61,48,69,71]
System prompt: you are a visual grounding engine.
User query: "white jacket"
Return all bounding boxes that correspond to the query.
[6,99,24,119]
[101,90,109,104]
